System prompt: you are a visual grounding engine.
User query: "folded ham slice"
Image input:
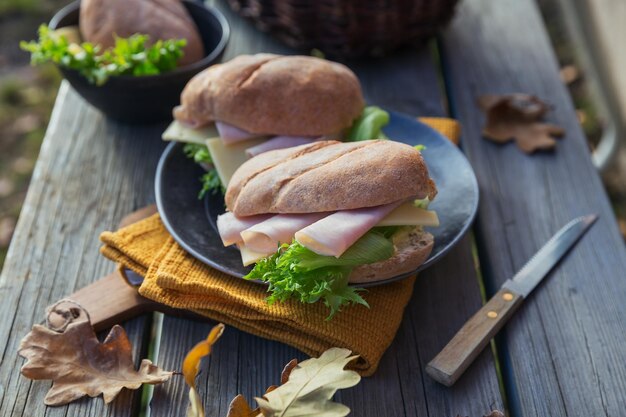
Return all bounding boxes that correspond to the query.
[216,212,273,246]
[295,202,401,257]
[241,212,329,253]
[215,121,259,145]
[245,136,317,157]
[237,243,273,267]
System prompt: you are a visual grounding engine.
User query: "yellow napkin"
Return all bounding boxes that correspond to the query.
[100,117,460,376]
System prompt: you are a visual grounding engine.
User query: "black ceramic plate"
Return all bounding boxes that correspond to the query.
[155,111,479,287]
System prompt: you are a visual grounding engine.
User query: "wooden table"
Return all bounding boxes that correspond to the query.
[2,0,626,416]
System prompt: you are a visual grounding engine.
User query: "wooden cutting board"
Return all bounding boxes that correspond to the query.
[55,205,201,331]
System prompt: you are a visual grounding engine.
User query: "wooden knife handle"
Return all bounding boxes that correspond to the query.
[426,287,523,386]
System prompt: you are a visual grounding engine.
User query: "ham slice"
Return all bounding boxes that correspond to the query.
[216,212,273,246]
[237,243,273,266]
[245,136,317,157]
[295,202,401,257]
[241,212,329,253]
[215,121,258,145]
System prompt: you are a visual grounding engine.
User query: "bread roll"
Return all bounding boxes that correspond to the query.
[226,140,437,216]
[173,54,365,135]
[349,228,434,283]
[79,0,204,67]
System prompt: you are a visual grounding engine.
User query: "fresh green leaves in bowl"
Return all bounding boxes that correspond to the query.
[21,24,187,86]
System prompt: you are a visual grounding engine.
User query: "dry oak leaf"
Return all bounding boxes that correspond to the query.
[227,350,359,417]
[478,93,565,153]
[227,395,261,417]
[18,302,173,406]
[227,360,297,417]
[255,347,361,417]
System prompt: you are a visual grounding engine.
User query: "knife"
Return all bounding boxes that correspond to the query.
[426,214,598,387]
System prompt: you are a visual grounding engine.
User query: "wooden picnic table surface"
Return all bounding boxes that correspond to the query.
[2,0,626,416]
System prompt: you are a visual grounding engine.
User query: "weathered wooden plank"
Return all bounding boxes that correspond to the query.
[150,2,503,416]
[440,0,626,416]
[0,83,165,416]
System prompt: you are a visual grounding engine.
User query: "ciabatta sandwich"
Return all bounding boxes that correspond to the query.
[216,139,439,316]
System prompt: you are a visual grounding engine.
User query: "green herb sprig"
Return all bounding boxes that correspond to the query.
[183,143,225,198]
[20,24,187,85]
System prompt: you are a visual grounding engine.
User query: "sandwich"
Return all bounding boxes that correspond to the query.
[216,139,439,317]
[162,53,389,197]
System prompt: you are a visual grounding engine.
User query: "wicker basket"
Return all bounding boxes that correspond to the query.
[227,0,459,58]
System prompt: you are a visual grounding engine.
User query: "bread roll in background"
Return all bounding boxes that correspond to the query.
[173,54,365,135]
[79,0,204,67]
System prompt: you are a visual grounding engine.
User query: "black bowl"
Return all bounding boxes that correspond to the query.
[48,0,229,124]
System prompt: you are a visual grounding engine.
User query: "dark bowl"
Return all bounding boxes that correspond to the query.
[48,0,229,124]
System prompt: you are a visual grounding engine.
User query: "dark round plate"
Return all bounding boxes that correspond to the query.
[155,110,479,287]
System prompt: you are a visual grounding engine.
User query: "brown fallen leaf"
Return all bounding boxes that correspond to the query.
[18,300,173,406]
[183,323,225,417]
[227,395,261,417]
[478,93,565,153]
[280,359,298,384]
[227,360,298,417]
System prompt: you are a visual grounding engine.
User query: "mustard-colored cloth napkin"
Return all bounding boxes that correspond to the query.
[100,117,460,376]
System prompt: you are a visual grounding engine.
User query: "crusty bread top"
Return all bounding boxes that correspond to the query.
[225,140,437,216]
[173,54,365,135]
[79,0,204,67]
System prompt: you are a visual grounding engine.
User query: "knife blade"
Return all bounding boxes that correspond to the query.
[426,214,598,387]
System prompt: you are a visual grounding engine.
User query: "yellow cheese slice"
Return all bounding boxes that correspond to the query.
[206,137,266,187]
[376,203,439,227]
[237,244,272,267]
[161,121,220,145]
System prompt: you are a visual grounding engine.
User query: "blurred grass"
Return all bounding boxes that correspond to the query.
[0,0,65,268]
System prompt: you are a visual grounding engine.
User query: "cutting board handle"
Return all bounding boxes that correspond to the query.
[63,272,159,332]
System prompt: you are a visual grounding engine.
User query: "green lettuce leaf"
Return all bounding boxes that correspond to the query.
[183,143,213,165]
[245,229,395,318]
[21,24,186,85]
[183,144,224,198]
[199,171,224,198]
[347,106,390,141]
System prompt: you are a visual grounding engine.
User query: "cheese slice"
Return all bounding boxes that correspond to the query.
[376,203,439,227]
[206,137,266,187]
[162,121,220,145]
[237,244,272,267]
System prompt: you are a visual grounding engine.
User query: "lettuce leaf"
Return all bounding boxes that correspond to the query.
[245,229,395,318]
[21,25,186,86]
[183,144,224,198]
[183,143,213,165]
[347,106,390,141]
[199,171,224,198]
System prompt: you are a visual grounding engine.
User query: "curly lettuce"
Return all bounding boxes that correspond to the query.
[245,229,396,318]
[183,144,225,198]
[21,24,186,85]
